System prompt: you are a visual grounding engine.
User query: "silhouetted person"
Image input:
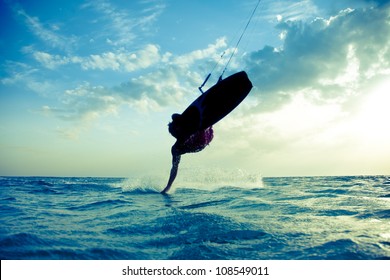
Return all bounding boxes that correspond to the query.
[161,113,213,194]
[161,71,252,194]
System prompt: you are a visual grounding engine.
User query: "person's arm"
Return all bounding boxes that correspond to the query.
[161,146,181,194]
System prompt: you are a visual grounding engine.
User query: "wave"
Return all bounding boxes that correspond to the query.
[1,246,147,260]
[179,198,233,210]
[66,199,129,211]
[357,209,390,219]
[0,233,48,248]
[296,238,389,260]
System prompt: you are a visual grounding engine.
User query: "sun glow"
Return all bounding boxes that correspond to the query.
[341,78,390,173]
[357,79,390,138]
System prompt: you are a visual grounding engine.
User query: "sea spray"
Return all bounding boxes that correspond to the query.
[173,167,263,191]
[120,168,262,193]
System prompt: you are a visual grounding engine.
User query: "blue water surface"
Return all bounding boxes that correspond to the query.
[1,173,389,260]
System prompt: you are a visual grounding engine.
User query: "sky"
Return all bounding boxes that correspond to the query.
[1,0,389,177]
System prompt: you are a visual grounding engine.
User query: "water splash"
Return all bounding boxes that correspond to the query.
[119,168,262,193]
[173,167,263,190]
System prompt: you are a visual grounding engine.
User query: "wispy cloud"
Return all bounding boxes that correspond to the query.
[81,0,165,47]
[0,61,60,97]
[1,62,37,86]
[15,8,76,52]
[262,0,320,22]
[32,44,162,72]
[172,37,228,67]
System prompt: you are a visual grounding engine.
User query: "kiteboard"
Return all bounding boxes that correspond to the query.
[170,71,253,141]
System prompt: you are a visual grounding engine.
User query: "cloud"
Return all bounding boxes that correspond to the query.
[32,36,229,74]
[41,67,194,123]
[262,0,320,22]
[32,52,74,69]
[42,82,119,122]
[36,37,229,125]
[15,8,76,52]
[172,37,228,67]
[32,44,162,72]
[246,6,390,110]
[0,61,62,98]
[82,0,165,47]
[81,44,161,71]
[1,62,36,86]
[38,69,185,125]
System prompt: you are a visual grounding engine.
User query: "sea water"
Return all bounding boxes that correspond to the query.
[1,172,389,260]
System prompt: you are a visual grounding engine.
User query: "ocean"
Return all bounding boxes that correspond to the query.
[1,172,389,260]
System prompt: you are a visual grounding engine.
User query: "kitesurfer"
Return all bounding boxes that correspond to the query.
[161,113,213,194]
[161,71,252,194]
